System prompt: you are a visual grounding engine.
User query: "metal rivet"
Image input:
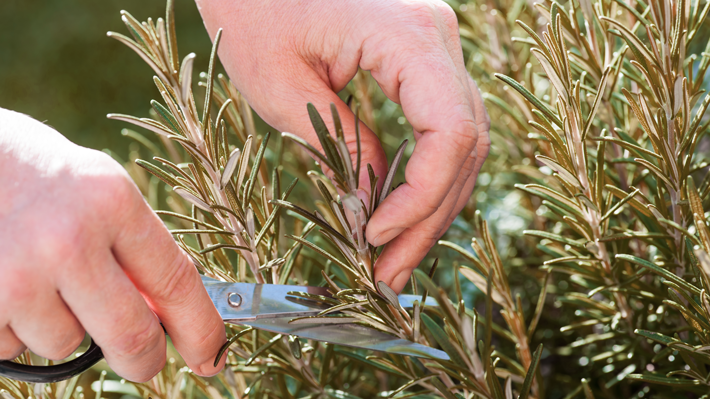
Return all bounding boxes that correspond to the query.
[227,292,242,308]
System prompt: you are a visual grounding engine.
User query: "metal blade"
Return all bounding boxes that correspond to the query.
[202,276,439,323]
[241,317,450,361]
[202,276,330,321]
[202,276,448,360]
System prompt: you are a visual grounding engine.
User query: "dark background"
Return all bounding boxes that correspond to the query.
[0,0,214,154]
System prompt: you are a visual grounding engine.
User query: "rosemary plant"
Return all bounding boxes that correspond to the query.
[457,0,710,394]
[3,0,710,397]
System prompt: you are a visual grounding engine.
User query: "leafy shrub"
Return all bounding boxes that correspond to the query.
[2,0,710,397]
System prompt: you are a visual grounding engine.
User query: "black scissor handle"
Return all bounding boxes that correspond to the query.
[0,339,104,383]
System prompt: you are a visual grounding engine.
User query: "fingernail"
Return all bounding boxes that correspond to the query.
[198,361,223,377]
[371,227,405,247]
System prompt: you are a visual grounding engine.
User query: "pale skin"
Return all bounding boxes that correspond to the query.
[0,0,489,383]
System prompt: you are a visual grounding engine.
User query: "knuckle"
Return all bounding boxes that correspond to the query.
[0,344,25,360]
[445,118,478,150]
[404,1,458,31]
[456,117,479,136]
[22,152,131,267]
[460,155,478,177]
[95,172,135,208]
[44,329,85,361]
[417,224,445,245]
[0,268,36,304]
[0,327,25,360]
[78,150,126,180]
[150,252,198,308]
[435,2,459,30]
[402,181,441,214]
[476,130,492,160]
[40,222,86,266]
[404,2,438,27]
[79,152,137,210]
[109,320,163,361]
[88,149,125,173]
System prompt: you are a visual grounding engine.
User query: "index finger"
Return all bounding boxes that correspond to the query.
[361,24,479,246]
[110,175,226,376]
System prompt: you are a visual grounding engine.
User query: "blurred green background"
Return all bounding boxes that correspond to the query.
[0,0,213,154]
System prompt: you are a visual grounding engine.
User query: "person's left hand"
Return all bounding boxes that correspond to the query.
[196,0,490,292]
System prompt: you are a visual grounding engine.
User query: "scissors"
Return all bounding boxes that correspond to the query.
[0,276,448,383]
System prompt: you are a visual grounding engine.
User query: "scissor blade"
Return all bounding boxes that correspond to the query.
[242,317,450,361]
[202,276,448,360]
[202,276,439,322]
[202,276,331,321]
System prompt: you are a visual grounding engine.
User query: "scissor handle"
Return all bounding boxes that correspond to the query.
[0,339,104,383]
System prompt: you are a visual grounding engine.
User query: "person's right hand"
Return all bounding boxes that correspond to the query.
[0,108,226,381]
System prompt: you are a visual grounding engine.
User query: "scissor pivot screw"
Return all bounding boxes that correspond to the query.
[227,292,242,308]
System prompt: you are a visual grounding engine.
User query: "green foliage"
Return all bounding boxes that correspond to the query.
[3,0,710,397]
[457,0,710,395]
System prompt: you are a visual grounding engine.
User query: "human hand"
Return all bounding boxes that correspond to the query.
[0,109,226,381]
[196,0,490,292]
